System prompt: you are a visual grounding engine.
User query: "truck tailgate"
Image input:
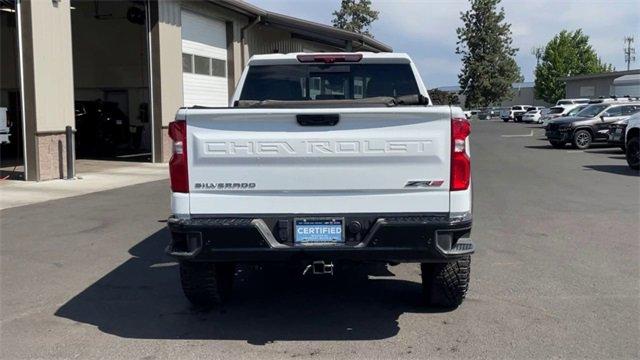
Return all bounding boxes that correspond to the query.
[186,107,452,215]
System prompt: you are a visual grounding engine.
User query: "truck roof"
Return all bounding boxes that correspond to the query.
[247,52,413,65]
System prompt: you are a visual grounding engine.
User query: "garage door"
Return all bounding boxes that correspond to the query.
[181,10,228,107]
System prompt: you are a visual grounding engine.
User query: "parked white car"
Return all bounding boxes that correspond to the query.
[463,109,479,119]
[522,109,545,123]
[540,104,588,126]
[500,105,532,122]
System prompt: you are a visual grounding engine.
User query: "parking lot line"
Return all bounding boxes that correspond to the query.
[501,130,534,138]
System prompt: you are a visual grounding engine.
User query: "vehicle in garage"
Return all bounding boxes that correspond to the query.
[71,0,151,162]
[625,112,640,170]
[166,52,475,309]
[545,101,640,149]
[0,107,9,145]
[75,101,131,158]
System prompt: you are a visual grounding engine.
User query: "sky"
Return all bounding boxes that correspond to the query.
[249,0,640,88]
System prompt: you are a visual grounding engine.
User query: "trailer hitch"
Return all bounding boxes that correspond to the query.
[303,261,334,275]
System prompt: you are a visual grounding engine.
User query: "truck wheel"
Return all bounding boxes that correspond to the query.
[626,136,639,170]
[179,261,235,308]
[421,256,470,308]
[572,129,592,150]
[549,140,565,149]
[503,118,509,122]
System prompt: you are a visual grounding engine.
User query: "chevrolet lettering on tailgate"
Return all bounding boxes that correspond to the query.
[203,139,433,156]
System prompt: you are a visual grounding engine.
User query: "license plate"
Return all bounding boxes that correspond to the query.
[294,218,344,244]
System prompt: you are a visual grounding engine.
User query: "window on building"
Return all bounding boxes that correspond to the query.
[182,54,193,73]
[211,58,226,77]
[182,53,225,78]
[194,55,210,75]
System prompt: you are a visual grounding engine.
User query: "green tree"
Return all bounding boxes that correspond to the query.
[332,0,379,37]
[456,0,521,108]
[534,30,613,103]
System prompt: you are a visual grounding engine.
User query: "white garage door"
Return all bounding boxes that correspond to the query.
[181,10,228,107]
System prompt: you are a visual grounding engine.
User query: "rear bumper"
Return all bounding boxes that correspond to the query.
[166,213,474,263]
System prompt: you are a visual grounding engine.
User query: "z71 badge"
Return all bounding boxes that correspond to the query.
[404,180,444,188]
[195,182,256,190]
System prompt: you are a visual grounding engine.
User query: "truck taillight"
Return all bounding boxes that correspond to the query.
[168,120,189,193]
[451,117,471,191]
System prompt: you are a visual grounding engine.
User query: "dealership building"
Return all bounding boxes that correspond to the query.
[561,69,640,99]
[0,0,391,181]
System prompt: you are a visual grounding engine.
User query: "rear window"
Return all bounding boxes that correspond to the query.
[557,100,573,105]
[548,107,564,114]
[239,64,419,101]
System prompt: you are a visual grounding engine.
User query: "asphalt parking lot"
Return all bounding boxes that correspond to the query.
[1,120,638,359]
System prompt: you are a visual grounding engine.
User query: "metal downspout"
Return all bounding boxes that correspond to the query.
[15,0,29,180]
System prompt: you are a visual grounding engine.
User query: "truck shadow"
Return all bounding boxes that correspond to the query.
[583,165,639,176]
[55,229,446,344]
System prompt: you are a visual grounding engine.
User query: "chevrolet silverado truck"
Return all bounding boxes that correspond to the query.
[166,52,474,309]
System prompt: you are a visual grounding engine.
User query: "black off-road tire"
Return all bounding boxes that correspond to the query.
[421,256,471,308]
[572,129,592,150]
[549,140,565,149]
[626,136,639,170]
[179,261,235,308]
[503,118,509,122]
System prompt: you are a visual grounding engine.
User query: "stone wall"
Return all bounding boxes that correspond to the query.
[36,133,67,180]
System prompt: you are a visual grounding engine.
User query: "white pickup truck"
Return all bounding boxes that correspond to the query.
[166,52,474,308]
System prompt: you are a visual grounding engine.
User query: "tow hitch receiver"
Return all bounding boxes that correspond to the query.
[303,261,334,275]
